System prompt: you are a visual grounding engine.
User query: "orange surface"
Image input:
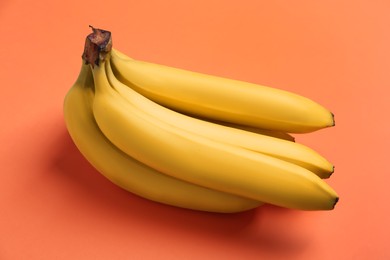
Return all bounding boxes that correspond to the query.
[1,0,389,259]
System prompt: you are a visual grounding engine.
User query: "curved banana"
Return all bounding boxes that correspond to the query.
[110,48,334,133]
[63,63,262,213]
[92,59,339,210]
[107,60,333,179]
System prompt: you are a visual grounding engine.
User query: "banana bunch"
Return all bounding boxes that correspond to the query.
[63,27,339,213]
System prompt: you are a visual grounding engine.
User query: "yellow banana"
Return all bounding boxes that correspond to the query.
[63,62,262,213]
[110,48,334,133]
[92,58,339,210]
[107,60,334,179]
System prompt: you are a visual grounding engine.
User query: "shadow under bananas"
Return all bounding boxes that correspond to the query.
[50,120,310,258]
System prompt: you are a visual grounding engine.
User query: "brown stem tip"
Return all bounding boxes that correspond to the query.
[82,25,112,67]
[331,112,335,127]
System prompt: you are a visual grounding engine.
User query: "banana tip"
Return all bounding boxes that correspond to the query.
[331,112,335,127]
[329,165,335,177]
[332,197,339,209]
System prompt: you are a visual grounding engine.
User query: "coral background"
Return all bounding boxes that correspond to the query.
[1,0,389,259]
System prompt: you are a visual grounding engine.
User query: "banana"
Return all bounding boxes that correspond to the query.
[106,60,334,179]
[110,48,334,133]
[63,62,263,213]
[92,58,339,210]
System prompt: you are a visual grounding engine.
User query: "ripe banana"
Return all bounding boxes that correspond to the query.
[91,57,339,210]
[110,48,334,133]
[63,62,263,213]
[106,60,334,179]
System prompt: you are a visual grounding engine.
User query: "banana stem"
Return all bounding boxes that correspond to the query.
[82,26,112,67]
